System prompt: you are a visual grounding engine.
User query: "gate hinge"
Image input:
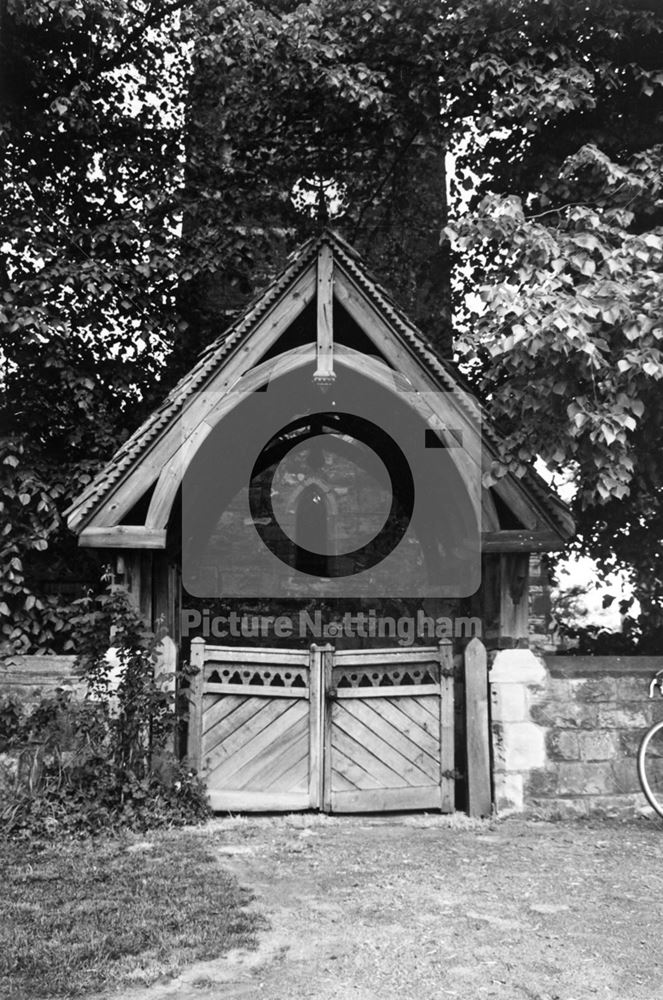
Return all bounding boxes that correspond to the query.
[441,768,464,781]
[440,666,456,678]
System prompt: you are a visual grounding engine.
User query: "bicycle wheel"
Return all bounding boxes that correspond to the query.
[638,719,663,817]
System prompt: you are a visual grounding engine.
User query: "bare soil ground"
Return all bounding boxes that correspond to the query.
[106,813,663,1000]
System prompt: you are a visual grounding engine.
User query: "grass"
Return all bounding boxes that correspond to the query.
[0,831,266,999]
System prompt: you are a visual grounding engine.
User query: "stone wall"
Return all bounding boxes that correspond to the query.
[490,651,662,817]
[0,655,82,705]
[1,640,177,707]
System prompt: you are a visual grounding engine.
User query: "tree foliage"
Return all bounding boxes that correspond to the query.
[445,2,663,634]
[1,0,187,649]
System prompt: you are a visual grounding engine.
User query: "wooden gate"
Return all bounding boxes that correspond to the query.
[323,646,455,813]
[187,640,455,813]
[186,641,322,812]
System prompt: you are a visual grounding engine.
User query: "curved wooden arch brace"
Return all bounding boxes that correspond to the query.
[81,262,317,532]
[334,266,539,531]
[146,343,483,530]
[145,343,315,528]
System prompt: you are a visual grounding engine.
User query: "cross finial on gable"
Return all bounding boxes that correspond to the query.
[316,176,329,225]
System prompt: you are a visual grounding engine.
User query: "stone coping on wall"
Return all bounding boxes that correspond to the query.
[1,641,177,702]
[0,655,83,710]
[545,655,663,679]
[1,655,80,688]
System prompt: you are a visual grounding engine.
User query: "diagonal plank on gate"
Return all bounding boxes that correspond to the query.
[358,697,440,769]
[327,756,358,792]
[332,729,386,791]
[333,700,436,787]
[346,699,439,783]
[202,695,275,750]
[206,700,307,785]
[392,696,441,744]
[233,713,309,791]
[204,698,296,775]
[202,696,286,759]
[410,694,440,724]
[332,715,410,788]
[202,694,248,736]
[262,743,310,792]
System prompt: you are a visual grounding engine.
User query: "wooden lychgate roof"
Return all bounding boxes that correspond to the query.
[66,229,574,552]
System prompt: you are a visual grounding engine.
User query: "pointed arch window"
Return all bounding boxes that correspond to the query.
[294,484,330,574]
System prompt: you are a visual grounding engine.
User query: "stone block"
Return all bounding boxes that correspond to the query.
[530,593,550,617]
[528,796,591,820]
[492,721,546,771]
[490,683,528,722]
[617,677,654,702]
[568,677,618,702]
[609,757,641,794]
[556,761,615,796]
[530,790,648,819]
[596,705,649,729]
[526,766,560,797]
[546,730,580,761]
[529,554,544,577]
[490,649,547,686]
[619,730,646,757]
[576,731,619,762]
[545,678,572,701]
[587,792,644,817]
[530,698,599,730]
[494,771,524,814]
[528,699,555,727]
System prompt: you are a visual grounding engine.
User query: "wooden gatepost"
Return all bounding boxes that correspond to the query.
[464,637,492,817]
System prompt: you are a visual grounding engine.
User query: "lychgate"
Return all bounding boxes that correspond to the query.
[65,229,574,815]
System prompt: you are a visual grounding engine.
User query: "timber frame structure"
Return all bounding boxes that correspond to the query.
[66,229,574,813]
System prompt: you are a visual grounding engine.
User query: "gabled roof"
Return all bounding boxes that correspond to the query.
[66,229,574,548]
[66,234,322,531]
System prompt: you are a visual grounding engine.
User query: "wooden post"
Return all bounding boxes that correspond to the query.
[314,244,335,387]
[308,645,323,809]
[481,552,530,649]
[438,640,455,813]
[119,550,153,625]
[321,644,334,813]
[187,637,205,773]
[464,637,492,817]
[499,552,530,643]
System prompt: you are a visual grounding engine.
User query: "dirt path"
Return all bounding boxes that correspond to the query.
[113,814,663,1000]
